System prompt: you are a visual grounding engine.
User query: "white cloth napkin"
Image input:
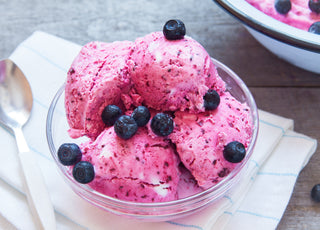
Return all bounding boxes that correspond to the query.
[0,31,317,230]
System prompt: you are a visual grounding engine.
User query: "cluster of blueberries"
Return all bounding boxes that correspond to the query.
[57,143,94,184]
[56,105,176,185]
[275,0,320,34]
[101,87,223,140]
[56,87,245,184]
[102,105,174,139]
[100,88,246,164]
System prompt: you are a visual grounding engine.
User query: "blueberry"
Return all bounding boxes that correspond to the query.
[309,0,320,14]
[311,184,320,202]
[151,113,174,136]
[274,0,291,14]
[223,141,246,163]
[101,105,122,126]
[163,19,186,40]
[114,115,138,139]
[309,21,320,34]
[203,89,220,110]
[72,161,95,184]
[57,143,82,166]
[131,106,151,127]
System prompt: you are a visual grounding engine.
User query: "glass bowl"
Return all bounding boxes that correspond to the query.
[213,0,320,74]
[46,58,259,221]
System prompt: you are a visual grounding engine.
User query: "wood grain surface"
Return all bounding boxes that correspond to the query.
[1,0,319,229]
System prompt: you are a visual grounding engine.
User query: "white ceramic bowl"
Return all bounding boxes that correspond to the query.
[46,58,259,221]
[213,0,320,74]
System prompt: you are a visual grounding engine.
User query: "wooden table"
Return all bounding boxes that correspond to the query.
[1,0,319,229]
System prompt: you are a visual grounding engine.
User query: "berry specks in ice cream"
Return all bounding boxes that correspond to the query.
[151,113,174,136]
[163,19,186,40]
[73,161,95,184]
[131,106,151,127]
[114,115,138,139]
[57,143,82,166]
[223,141,246,163]
[101,105,122,127]
[274,0,292,14]
[203,89,220,110]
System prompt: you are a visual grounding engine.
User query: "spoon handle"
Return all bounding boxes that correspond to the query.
[14,127,56,230]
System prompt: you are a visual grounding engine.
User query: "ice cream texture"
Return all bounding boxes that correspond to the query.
[131,31,225,112]
[245,0,320,31]
[80,125,180,202]
[170,92,252,189]
[63,28,253,202]
[65,41,132,139]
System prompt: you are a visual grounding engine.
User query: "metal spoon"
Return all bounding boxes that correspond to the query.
[0,59,56,229]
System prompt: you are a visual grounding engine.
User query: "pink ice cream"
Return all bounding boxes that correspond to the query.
[63,29,254,203]
[246,0,320,31]
[80,125,180,202]
[170,92,252,189]
[65,41,133,139]
[130,31,225,112]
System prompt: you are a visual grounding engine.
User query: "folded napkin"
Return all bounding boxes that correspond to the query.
[0,31,317,230]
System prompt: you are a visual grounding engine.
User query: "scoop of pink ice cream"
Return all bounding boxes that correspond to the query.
[80,125,180,202]
[65,41,133,139]
[170,92,253,189]
[130,31,225,112]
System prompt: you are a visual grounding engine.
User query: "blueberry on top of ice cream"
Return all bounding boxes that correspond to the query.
[203,89,220,110]
[72,161,95,184]
[223,141,246,163]
[101,105,123,127]
[163,19,186,40]
[274,0,292,14]
[114,115,138,140]
[151,113,174,137]
[131,106,151,127]
[57,143,82,166]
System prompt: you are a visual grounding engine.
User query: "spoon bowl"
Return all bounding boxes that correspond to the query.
[0,59,33,129]
[0,59,56,229]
